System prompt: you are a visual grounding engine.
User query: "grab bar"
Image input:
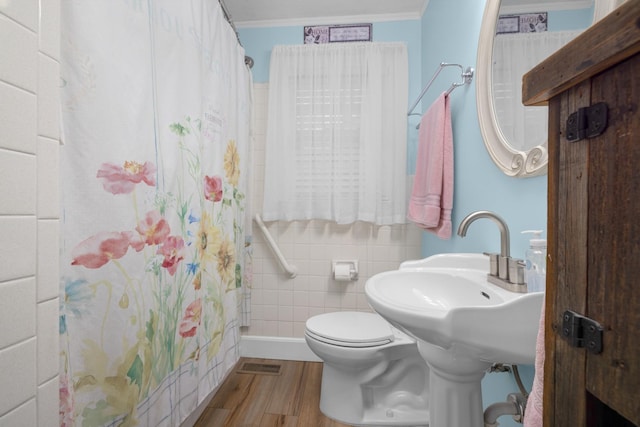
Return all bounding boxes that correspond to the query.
[254,214,298,278]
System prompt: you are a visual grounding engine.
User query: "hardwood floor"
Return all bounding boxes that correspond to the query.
[194,358,352,427]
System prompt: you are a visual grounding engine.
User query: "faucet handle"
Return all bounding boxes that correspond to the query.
[508,258,526,286]
[483,252,500,276]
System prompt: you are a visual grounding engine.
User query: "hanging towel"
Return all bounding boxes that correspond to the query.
[407,92,453,239]
[524,303,545,427]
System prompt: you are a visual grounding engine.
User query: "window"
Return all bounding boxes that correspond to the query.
[262,42,409,225]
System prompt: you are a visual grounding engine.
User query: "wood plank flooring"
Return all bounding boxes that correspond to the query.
[194,358,352,427]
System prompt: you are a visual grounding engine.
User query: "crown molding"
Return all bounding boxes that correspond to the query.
[501,0,592,14]
[235,12,421,29]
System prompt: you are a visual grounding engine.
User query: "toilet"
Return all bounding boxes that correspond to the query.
[304,311,430,426]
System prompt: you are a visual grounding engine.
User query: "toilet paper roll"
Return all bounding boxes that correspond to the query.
[333,263,352,281]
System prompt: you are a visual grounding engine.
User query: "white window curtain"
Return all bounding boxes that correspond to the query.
[493,31,581,152]
[262,42,408,225]
[593,0,628,23]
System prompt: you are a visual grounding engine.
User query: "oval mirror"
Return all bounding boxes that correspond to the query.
[476,0,592,177]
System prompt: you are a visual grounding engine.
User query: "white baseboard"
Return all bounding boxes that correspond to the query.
[240,335,321,362]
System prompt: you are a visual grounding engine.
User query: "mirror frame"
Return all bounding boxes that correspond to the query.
[476,0,548,177]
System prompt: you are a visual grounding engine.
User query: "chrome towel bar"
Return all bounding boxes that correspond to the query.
[408,62,474,116]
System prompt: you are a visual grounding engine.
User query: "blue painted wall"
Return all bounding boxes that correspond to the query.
[419,0,546,262]
[418,1,592,262]
[238,3,590,424]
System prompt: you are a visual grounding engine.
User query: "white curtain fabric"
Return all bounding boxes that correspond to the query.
[593,0,628,23]
[493,31,581,152]
[263,42,408,225]
[60,1,252,425]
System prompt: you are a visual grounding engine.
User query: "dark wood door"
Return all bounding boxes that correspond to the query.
[545,52,640,427]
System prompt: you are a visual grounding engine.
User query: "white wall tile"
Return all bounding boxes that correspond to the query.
[38,0,60,60]
[0,278,36,349]
[0,0,60,421]
[263,290,278,305]
[251,305,263,322]
[263,305,278,321]
[278,306,293,323]
[308,291,325,308]
[262,321,278,336]
[0,81,37,153]
[0,398,37,427]
[325,292,342,309]
[0,14,37,92]
[292,291,308,307]
[0,149,36,214]
[36,299,59,384]
[36,137,60,218]
[37,375,59,427]
[292,305,308,322]
[277,289,293,306]
[36,220,59,302]
[37,54,60,140]
[292,322,306,337]
[0,0,38,31]
[0,216,37,282]
[277,322,293,337]
[341,292,357,310]
[0,338,36,416]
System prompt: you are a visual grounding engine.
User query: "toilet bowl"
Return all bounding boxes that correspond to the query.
[304,311,430,426]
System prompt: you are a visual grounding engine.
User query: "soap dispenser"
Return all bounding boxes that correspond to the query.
[522,230,547,293]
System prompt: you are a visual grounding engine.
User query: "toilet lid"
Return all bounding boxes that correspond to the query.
[305,312,395,347]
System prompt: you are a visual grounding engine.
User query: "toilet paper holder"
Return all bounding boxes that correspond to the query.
[332,260,359,281]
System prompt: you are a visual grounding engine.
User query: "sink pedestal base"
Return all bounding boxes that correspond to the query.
[417,341,491,427]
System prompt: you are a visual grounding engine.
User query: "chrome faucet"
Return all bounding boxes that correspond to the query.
[458,210,510,258]
[457,210,526,292]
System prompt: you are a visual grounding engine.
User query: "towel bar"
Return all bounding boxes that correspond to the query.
[408,62,474,116]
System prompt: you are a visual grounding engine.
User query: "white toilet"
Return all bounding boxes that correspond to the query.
[304,311,430,426]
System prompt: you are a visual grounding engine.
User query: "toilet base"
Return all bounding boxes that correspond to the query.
[319,356,430,426]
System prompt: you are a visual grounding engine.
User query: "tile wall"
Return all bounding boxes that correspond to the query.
[0,1,61,425]
[244,83,422,338]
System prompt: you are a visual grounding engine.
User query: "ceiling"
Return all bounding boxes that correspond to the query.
[223,0,428,27]
[224,0,593,28]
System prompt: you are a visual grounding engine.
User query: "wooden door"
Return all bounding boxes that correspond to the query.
[545,52,640,427]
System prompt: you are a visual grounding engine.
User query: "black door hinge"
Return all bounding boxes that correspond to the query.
[566,102,608,142]
[561,310,604,354]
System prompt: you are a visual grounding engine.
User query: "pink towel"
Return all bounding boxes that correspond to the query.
[407,92,453,239]
[524,303,545,427]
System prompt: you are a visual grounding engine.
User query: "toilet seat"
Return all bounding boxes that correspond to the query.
[305,312,395,348]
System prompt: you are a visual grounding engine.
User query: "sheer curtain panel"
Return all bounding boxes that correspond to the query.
[492,31,581,152]
[263,42,408,225]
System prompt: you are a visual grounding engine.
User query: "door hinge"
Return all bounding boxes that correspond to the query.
[566,102,608,142]
[561,310,604,354]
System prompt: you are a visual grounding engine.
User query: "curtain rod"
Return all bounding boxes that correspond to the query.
[219,0,240,45]
[218,0,254,68]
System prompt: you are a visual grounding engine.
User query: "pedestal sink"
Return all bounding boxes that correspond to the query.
[365,253,543,427]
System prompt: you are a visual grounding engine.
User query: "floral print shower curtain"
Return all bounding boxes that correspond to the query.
[59,1,252,425]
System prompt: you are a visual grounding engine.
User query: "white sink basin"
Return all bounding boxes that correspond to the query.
[365,253,543,365]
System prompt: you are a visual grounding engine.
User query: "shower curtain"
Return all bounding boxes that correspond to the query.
[59,1,252,425]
